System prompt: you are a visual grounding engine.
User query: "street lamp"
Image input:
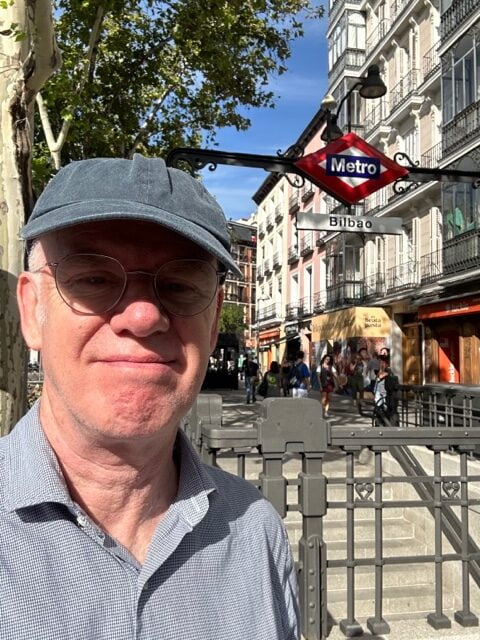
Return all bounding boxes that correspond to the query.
[321,64,387,142]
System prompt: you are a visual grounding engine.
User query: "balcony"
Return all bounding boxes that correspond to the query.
[364,100,388,137]
[266,215,274,231]
[287,247,299,264]
[364,188,388,216]
[257,264,264,279]
[326,280,365,309]
[289,194,300,215]
[422,42,440,84]
[390,0,410,23]
[443,229,480,275]
[366,19,389,56]
[363,272,387,299]
[301,186,315,203]
[327,201,365,217]
[420,249,443,284]
[386,261,419,293]
[298,296,313,317]
[274,205,283,222]
[420,141,442,169]
[258,224,265,237]
[328,48,366,85]
[264,259,272,275]
[257,303,280,323]
[272,251,282,269]
[329,0,362,23]
[441,0,478,41]
[442,99,480,157]
[313,290,326,313]
[285,302,299,321]
[299,233,315,257]
[390,68,419,113]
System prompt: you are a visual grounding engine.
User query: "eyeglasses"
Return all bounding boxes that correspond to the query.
[35,254,225,317]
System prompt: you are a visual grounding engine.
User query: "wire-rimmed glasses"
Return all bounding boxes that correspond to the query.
[35,254,225,317]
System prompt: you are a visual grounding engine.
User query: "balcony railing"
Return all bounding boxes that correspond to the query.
[329,0,362,22]
[443,229,480,275]
[264,258,272,275]
[285,302,299,320]
[420,249,443,284]
[363,272,387,299]
[386,261,419,293]
[287,247,299,264]
[289,194,300,214]
[390,68,419,112]
[301,186,315,203]
[272,251,282,269]
[326,280,365,309]
[257,303,280,323]
[328,48,366,84]
[299,233,315,257]
[420,141,442,169]
[422,42,440,83]
[364,188,388,215]
[313,290,326,313]
[390,0,410,22]
[327,201,365,217]
[366,19,389,56]
[297,296,313,317]
[266,215,274,230]
[258,224,265,237]
[441,0,478,40]
[442,99,480,157]
[364,100,388,136]
[274,205,283,222]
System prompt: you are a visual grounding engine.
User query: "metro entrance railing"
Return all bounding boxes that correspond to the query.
[185,386,480,639]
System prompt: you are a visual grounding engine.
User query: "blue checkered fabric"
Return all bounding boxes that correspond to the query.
[0,403,299,639]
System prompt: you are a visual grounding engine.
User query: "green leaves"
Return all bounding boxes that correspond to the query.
[219,303,246,335]
[34,0,324,186]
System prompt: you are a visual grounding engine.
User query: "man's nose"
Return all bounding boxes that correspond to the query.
[109,277,170,336]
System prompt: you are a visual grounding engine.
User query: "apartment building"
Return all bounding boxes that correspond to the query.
[253,110,327,372]
[322,0,443,383]
[224,219,257,351]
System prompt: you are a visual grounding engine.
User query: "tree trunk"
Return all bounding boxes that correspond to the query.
[0,0,60,434]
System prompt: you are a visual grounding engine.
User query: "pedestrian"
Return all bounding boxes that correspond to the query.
[290,351,311,398]
[317,354,336,417]
[242,354,260,403]
[259,361,282,398]
[348,353,366,414]
[366,350,380,392]
[4,155,298,640]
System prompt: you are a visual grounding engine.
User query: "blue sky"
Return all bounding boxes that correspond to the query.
[202,13,330,221]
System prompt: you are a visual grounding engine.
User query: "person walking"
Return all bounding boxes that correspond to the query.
[260,361,282,398]
[281,358,293,397]
[243,354,260,404]
[290,351,311,398]
[348,353,366,414]
[317,354,336,417]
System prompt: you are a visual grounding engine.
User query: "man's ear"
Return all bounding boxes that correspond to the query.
[17,272,43,351]
[209,287,224,352]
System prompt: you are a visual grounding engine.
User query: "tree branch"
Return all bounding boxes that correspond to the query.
[24,0,62,95]
[38,4,106,167]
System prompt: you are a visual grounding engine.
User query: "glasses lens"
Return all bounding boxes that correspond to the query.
[155,259,218,316]
[55,254,125,314]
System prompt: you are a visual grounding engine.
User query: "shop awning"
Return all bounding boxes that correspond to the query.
[312,306,391,341]
[418,295,480,320]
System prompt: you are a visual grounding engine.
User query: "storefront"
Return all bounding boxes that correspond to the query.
[418,295,480,384]
[311,306,392,374]
[258,327,281,370]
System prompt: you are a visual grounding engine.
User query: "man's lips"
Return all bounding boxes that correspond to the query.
[99,355,174,366]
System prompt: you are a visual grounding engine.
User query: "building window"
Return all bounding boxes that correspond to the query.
[443,182,479,239]
[442,33,479,124]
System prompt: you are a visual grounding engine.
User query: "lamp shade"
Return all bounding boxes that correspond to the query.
[359,64,387,99]
[320,114,344,142]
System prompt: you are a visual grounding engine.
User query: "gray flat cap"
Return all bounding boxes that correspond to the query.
[22,154,242,277]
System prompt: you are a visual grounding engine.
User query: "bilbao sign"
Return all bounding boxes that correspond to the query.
[294,132,409,205]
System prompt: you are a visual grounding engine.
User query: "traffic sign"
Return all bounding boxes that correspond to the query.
[294,132,409,205]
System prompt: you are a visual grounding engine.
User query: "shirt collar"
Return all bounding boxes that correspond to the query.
[1,401,217,517]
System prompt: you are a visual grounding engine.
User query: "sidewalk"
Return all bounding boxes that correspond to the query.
[200,383,373,429]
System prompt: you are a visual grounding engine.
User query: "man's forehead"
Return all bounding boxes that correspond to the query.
[43,220,212,259]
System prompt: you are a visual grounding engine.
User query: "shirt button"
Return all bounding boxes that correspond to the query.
[77,514,88,528]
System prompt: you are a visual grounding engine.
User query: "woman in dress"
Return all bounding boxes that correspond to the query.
[317,354,336,418]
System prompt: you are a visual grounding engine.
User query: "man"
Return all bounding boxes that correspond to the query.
[242,353,260,403]
[290,350,311,398]
[1,155,298,639]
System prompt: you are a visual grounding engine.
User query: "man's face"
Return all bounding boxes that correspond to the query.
[18,220,223,442]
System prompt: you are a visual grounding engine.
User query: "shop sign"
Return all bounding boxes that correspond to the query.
[297,211,403,235]
[286,324,299,335]
[294,132,409,205]
[312,307,391,341]
[419,296,480,319]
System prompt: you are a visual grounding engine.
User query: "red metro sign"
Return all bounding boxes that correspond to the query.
[294,132,409,205]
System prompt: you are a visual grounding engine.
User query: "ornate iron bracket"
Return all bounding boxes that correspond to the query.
[394,151,480,187]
